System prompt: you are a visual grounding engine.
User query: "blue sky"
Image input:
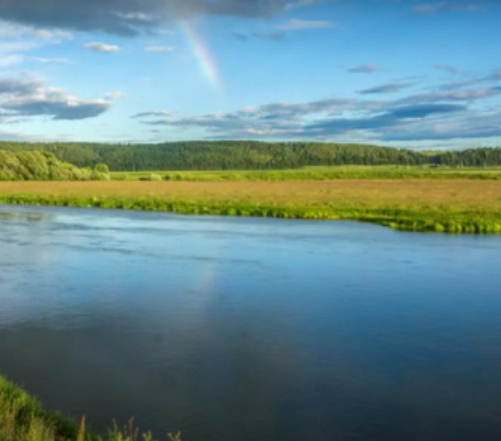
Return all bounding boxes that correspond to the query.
[0,0,500,149]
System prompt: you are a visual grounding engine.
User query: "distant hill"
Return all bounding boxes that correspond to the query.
[0,141,500,171]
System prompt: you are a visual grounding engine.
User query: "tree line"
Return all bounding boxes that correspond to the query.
[429,148,501,167]
[0,149,110,181]
[0,141,500,171]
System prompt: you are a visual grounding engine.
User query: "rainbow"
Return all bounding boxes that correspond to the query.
[178,20,221,91]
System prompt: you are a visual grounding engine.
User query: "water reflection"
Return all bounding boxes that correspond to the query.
[1,204,501,441]
[0,208,49,223]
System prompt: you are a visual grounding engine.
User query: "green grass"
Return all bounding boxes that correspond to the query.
[0,375,180,441]
[1,193,501,234]
[111,165,501,182]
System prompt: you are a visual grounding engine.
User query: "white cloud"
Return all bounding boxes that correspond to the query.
[84,42,121,53]
[0,74,114,120]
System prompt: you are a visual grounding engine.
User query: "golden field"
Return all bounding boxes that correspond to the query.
[0,180,501,210]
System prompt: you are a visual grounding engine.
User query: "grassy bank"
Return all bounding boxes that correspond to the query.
[111,165,501,182]
[1,180,501,233]
[0,375,179,441]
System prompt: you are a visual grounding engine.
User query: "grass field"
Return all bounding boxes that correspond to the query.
[111,165,501,182]
[1,180,501,233]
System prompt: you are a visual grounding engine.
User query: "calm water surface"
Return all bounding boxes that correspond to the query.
[1,204,501,441]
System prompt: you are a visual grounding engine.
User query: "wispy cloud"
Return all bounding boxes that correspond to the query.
[438,68,501,90]
[358,83,413,94]
[286,0,324,10]
[413,1,484,15]
[0,41,40,67]
[84,42,121,53]
[132,110,172,118]
[277,19,335,30]
[31,57,72,63]
[228,32,249,41]
[348,64,381,73]
[435,64,458,74]
[484,69,501,82]
[0,130,35,141]
[104,91,126,101]
[0,20,72,40]
[0,41,39,53]
[0,54,25,67]
[145,46,175,52]
[400,87,501,104]
[253,31,286,41]
[133,69,501,142]
[232,18,336,42]
[0,28,70,67]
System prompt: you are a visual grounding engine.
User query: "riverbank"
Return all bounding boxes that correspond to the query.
[1,180,501,233]
[0,374,90,441]
[0,375,177,441]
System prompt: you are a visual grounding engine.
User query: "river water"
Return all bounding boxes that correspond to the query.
[1,204,501,441]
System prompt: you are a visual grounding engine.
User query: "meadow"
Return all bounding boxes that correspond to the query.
[1,179,501,233]
[0,375,180,441]
[111,165,501,182]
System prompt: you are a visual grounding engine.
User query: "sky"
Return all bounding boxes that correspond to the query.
[0,0,500,149]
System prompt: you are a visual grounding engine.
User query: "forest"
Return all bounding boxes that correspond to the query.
[0,149,109,181]
[1,141,500,172]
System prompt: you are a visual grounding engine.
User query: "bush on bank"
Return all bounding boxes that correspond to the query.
[0,150,109,181]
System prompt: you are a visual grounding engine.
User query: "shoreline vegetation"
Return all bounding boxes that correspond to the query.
[1,180,501,234]
[1,143,501,234]
[0,375,180,441]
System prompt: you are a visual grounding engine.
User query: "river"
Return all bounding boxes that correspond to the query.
[1,204,501,441]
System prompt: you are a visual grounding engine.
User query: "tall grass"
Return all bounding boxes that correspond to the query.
[0,375,179,441]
